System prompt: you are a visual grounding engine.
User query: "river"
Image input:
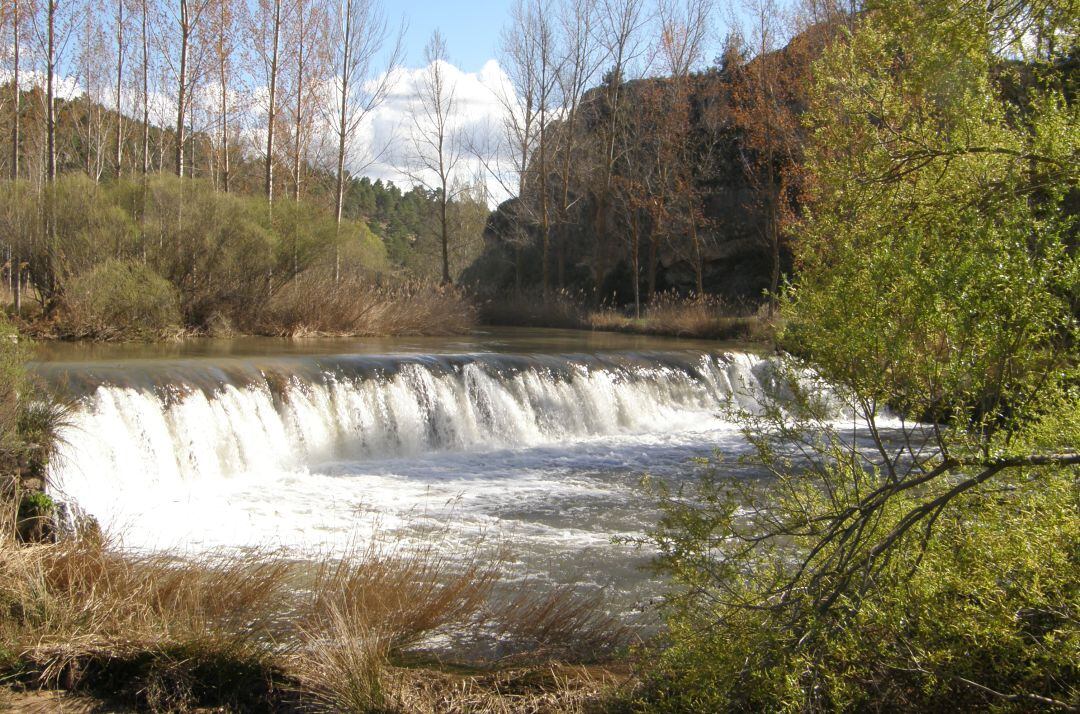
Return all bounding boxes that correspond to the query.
[35,327,789,621]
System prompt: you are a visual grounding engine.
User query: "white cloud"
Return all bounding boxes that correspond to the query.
[345,58,519,205]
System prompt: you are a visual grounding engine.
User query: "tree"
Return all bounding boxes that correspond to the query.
[138,0,152,175]
[552,0,600,288]
[728,0,805,314]
[282,0,328,203]
[252,0,286,202]
[325,0,401,281]
[405,30,463,285]
[590,0,650,292]
[9,0,23,180]
[208,0,237,191]
[168,0,209,177]
[112,0,131,177]
[641,0,1079,708]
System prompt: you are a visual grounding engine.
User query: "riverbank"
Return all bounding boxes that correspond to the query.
[0,519,638,712]
[478,291,774,341]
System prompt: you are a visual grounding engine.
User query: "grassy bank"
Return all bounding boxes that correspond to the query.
[479,290,773,342]
[0,522,636,712]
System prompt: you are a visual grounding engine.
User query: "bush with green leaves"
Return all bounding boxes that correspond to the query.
[638,1,1079,711]
[63,259,182,339]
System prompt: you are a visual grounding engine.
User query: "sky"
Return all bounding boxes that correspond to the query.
[398,0,513,73]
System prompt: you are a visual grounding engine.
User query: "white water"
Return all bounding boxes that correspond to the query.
[46,347,829,603]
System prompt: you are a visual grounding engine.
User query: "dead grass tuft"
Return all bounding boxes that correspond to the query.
[260,274,477,337]
[0,517,631,712]
[589,293,764,340]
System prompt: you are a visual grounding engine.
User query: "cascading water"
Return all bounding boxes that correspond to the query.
[41,342,818,605]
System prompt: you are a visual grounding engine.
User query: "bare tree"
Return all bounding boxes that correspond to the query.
[553,0,600,287]
[657,0,711,295]
[404,31,464,285]
[589,0,651,291]
[78,0,111,181]
[491,0,549,291]
[33,0,69,183]
[9,0,22,180]
[139,0,153,175]
[252,0,287,202]
[168,0,209,177]
[208,0,236,190]
[729,0,804,314]
[112,0,131,177]
[283,0,328,202]
[325,0,402,281]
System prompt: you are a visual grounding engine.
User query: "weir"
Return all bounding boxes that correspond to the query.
[46,350,784,487]
[36,343,825,561]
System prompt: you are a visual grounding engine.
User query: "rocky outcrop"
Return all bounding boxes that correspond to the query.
[463,24,833,307]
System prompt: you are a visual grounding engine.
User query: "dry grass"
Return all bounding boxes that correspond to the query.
[588,293,771,341]
[260,274,478,337]
[0,518,633,712]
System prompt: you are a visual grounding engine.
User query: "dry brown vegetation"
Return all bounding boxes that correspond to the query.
[588,293,772,341]
[0,516,634,712]
[480,289,773,341]
[258,277,478,338]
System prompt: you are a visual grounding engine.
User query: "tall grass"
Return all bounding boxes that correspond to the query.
[589,293,770,340]
[0,521,631,711]
[260,276,478,337]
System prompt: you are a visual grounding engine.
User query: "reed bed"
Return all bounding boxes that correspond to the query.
[588,293,769,340]
[0,518,633,712]
[259,276,478,337]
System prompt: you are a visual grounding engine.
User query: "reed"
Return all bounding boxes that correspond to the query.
[260,275,478,337]
[0,519,630,711]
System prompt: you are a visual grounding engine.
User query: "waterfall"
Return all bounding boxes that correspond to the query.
[52,351,776,477]
[43,349,816,551]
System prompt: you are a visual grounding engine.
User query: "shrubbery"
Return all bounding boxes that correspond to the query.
[635,0,1079,710]
[63,259,182,339]
[2,174,461,340]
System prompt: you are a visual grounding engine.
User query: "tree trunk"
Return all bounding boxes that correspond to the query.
[631,210,640,318]
[11,0,20,180]
[141,0,149,175]
[175,0,189,178]
[264,0,281,203]
[218,1,230,193]
[440,186,450,285]
[292,7,304,203]
[115,0,125,178]
[46,0,57,184]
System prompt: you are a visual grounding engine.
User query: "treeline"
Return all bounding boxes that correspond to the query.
[0,0,493,335]
[0,174,477,337]
[466,0,842,315]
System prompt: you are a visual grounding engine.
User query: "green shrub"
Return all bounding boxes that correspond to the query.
[63,259,181,339]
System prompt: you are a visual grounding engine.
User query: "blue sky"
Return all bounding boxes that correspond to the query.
[399,0,513,73]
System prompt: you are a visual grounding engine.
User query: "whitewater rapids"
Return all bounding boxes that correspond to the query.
[43,345,820,601]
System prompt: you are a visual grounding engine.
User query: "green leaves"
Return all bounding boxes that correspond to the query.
[638,2,1080,710]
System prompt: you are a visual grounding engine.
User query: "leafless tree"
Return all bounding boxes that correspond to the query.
[167,0,210,177]
[283,0,328,202]
[9,0,23,180]
[552,0,601,287]
[405,30,464,285]
[208,0,236,190]
[325,0,402,280]
[138,0,151,174]
[252,0,288,202]
[112,0,131,177]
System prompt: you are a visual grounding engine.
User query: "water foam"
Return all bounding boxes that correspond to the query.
[49,350,801,553]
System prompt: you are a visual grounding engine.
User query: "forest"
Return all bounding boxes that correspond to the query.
[0,0,1077,711]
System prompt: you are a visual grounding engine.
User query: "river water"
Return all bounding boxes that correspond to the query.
[35,328,790,617]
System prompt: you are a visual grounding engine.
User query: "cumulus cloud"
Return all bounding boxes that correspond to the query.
[345,58,519,204]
